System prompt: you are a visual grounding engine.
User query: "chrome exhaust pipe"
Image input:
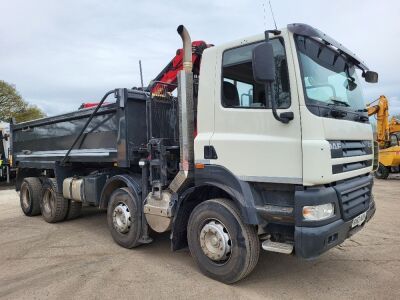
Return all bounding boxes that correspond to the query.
[169,24,194,192]
[177,25,193,72]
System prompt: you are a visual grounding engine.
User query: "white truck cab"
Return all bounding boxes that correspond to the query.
[196,24,374,185]
[194,23,376,259]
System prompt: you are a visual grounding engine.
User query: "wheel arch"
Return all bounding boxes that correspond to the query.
[171,181,257,251]
[99,174,142,209]
[194,165,258,224]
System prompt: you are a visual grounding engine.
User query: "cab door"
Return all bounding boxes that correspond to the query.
[209,33,302,184]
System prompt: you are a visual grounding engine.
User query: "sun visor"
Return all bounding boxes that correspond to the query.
[287,23,370,71]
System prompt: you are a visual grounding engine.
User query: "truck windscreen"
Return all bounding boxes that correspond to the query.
[295,35,365,114]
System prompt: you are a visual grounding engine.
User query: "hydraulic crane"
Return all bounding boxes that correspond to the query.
[79,41,212,109]
[149,40,212,96]
[367,95,400,178]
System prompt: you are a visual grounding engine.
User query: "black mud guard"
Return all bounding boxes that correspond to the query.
[99,174,142,209]
[194,165,259,225]
[170,165,259,251]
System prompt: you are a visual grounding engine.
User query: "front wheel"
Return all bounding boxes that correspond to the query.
[187,199,260,284]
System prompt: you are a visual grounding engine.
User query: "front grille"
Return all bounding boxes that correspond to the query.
[329,140,373,159]
[332,160,372,174]
[334,175,372,221]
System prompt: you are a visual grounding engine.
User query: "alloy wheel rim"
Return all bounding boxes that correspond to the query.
[21,186,30,210]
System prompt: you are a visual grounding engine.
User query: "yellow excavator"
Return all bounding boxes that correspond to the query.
[367,95,400,179]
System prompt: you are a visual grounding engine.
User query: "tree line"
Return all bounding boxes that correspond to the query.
[0,80,46,123]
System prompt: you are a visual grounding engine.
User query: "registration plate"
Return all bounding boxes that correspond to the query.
[352,212,367,228]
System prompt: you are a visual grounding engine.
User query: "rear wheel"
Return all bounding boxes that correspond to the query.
[20,177,42,216]
[40,178,69,223]
[65,200,82,220]
[107,188,142,248]
[375,163,390,179]
[187,198,260,284]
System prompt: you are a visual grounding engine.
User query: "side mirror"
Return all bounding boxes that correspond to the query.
[363,71,378,83]
[252,42,275,83]
[252,40,293,124]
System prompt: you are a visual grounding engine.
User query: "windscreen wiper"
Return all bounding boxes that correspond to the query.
[328,98,350,107]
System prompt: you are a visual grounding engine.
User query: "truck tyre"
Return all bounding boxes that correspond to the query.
[65,200,82,220]
[40,178,69,223]
[187,198,260,284]
[107,187,141,248]
[20,177,42,216]
[375,163,389,179]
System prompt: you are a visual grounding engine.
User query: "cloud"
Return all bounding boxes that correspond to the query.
[388,96,400,116]
[1,0,400,116]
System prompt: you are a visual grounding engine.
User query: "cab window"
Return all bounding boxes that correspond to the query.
[222,38,290,109]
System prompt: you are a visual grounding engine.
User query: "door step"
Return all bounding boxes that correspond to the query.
[262,240,293,254]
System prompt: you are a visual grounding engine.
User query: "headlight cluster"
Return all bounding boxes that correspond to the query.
[302,203,334,221]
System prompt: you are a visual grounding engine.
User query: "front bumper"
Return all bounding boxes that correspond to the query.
[254,173,375,258]
[295,194,376,259]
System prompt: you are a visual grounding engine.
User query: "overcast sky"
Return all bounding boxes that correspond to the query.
[1,0,399,116]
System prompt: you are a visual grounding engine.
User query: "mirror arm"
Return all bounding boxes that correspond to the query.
[266,83,292,124]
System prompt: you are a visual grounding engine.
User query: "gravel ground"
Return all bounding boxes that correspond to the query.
[0,176,399,299]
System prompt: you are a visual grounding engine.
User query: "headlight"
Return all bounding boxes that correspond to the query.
[302,203,334,221]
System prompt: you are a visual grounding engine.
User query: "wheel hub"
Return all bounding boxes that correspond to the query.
[112,203,132,233]
[21,186,30,209]
[199,220,231,262]
[42,189,54,214]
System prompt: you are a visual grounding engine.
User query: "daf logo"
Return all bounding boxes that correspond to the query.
[330,142,342,150]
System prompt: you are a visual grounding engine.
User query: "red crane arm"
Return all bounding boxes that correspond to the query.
[150,41,212,95]
[79,41,212,109]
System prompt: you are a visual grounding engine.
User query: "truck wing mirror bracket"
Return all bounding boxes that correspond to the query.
[279,112,294,123]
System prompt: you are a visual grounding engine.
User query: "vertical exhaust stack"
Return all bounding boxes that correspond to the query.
[144,25,195,232]
[177,25,193,72]
[169,25,195,193]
